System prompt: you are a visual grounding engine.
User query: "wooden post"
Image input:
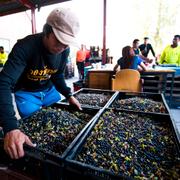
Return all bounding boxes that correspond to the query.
[31,8,36,34]
[102,0,107,65]
[18,0,36,34]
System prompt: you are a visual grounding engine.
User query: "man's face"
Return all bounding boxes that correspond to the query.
[0,48,3,53]
[133,41,139,49]
[173,37,180,46]
[45,32,68,54]
[144,39,148,45]
[129,48,135,56]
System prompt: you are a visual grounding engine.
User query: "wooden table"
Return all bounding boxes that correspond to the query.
[87,68,114,89]
[87,67,176,105]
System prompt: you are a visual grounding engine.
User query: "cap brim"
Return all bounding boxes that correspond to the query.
[52,27,79,47]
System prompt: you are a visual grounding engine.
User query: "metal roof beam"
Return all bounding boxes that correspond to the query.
[18,0,35,9]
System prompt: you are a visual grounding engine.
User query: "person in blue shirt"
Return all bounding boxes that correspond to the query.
[114,46,147,72]
[132,39,153,64]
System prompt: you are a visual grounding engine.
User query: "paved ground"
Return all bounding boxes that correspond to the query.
[170,109,180,138]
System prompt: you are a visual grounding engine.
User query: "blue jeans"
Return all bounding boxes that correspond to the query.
[15,86,61,118]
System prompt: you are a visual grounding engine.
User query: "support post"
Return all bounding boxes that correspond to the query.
[102,0,107,65]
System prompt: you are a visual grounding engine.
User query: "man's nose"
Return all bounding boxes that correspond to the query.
[56,46,65,52]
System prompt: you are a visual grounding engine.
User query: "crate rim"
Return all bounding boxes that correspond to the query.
[0,105,101,164]
[107,91,171,115]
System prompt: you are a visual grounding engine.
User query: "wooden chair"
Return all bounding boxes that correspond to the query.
[112,69,142,92]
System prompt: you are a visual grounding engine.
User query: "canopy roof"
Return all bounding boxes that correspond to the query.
[0,0,71,16]
[0,0,107,64]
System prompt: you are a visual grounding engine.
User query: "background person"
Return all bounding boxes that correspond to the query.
[0,7,81,159]
[159,35,180,66]
[132,39,141,55]
[139,37,156,58]
[76,44,86,80]
[0,46,8,66]
[114,46,147,72]
[132,39,153,64]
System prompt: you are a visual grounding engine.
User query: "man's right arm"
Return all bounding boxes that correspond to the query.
[0,44,27,134]
[139,44,144,52]
[159,48,166,64]
[0,42,35,159]
[150,44,156,57]
[113,59,121,72]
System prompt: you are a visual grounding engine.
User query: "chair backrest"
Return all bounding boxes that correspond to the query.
[112,69,142,92]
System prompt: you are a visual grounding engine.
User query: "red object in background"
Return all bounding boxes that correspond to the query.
[84,62,91,67]
[85,50,91,59]
[73,81,84,92]
[74,86,80,92]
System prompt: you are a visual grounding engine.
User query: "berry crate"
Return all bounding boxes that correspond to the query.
[0,103,101,180]
[65,108,180,180]
[108,91,170,115]
[59,88,117,109]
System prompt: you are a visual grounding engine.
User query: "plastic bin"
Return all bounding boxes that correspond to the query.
[65,109,180,180]
[0,104,100,180]
[59,88,117,109]
[108,91,170,115]
[73,80,84,92]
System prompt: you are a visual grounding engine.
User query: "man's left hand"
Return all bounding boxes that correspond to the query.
[68,96,82,110]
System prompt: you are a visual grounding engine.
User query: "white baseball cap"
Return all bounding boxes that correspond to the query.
[47,8,80,46]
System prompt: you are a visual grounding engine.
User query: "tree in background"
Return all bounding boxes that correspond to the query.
[153,0,180,54]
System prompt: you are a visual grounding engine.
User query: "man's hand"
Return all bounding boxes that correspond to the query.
[68,96,82,110]
[147,58,153,63]
[4,129,35,159]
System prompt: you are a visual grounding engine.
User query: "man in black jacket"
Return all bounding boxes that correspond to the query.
[0,8,81,159]
[139,37,156,58]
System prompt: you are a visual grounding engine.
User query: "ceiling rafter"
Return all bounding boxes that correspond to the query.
[0,0,71,17]
[18,0,35,9]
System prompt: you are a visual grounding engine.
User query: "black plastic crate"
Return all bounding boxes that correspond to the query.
[0,104,100,180]
[0,168,34,180]
[108,91,170,115]
[0,139,51,180]
[59,88,117,109]
[65,109,180,180]
[73,80,84,92]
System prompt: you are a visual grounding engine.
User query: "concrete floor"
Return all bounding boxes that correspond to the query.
[170,109,180,138]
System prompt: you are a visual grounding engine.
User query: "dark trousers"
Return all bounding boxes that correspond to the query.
[76,61,85,80]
